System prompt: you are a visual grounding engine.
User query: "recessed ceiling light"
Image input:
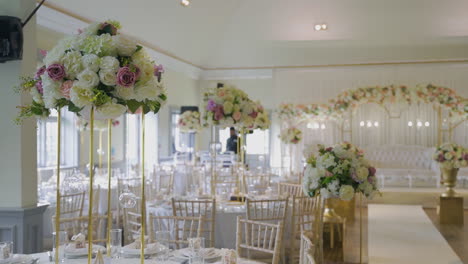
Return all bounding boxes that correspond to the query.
[181,0,190,6]
[314,23,328,31]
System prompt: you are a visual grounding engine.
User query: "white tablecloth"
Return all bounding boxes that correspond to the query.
[25,252,263,264]
[147,201,292,250]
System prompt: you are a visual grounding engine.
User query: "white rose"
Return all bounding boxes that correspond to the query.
[81,54,100,72]
[96,102,127,119]
[460,160,468,167]
[334,146,350,159]
[356,166,369,181]
[320,188,331,199]
[134,78,161,101]
[30,88,43,104]
[114,86,135,100]
[114,35,137,56]
[70,83,94,108]
[223,101,234,114]
[444,152,453,161]
[339,185,355,201]
[99,70,117,86]
[359,181,374,196]
[60,50,83,79]
[100,56,120,72]
[77,69,100,89]
[42,75,63,108]
[83,22,100,36]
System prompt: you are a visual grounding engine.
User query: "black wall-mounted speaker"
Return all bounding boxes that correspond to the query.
[0,16,23,63]
[181,106,199,114]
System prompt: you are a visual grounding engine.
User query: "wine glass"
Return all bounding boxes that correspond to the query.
[155,231,171,261]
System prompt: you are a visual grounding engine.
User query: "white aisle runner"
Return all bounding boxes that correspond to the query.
[368,204,462,264]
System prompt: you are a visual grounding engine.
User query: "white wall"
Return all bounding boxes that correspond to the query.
[0,0,38,208]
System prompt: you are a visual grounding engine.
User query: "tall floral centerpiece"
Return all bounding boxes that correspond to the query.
[302,142,379,200]
[303,142,379,264]
[433,143,468,197]
[279,127,302,177]
[202,85,256,194]
[203,85,255,128]
[178,110,202,163]
[178,110,202,133]
[16,20,167,264]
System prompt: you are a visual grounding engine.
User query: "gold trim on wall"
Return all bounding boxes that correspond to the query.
[41,1,468,72]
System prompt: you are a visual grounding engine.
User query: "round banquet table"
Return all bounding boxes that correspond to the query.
[25,251,264,264]
[147,199,293,250]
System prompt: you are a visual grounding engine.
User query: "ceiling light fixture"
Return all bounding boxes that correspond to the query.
[180,0,190,6]
[314,23,328,31]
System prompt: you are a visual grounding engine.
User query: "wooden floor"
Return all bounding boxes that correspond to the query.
[323,206,468,264]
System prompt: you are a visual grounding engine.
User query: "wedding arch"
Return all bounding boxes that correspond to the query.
[277,84,467,175]
[278,84,467,123]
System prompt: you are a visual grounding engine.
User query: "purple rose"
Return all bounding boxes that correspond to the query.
[46,64,66,81]
[154,64,164,82]
[438,154,445,162]
[154,64,164,76]
[35,80,43,94]
[35,66,46,79]
[206,100,217,111]
[368,176,375,184]
[214,105,224,121]
[326,147,333,152]
[368,167,376,177]
[116,67,137,87]
[464,153,468,161]
[249,111,258,119]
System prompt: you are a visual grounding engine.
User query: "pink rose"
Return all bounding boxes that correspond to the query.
[60,80,73,99]
[249,111,258,119]
[116,67,137,87]
[47,64,66,81]
[368,167,376,177]
[325,170,333,177]
[232,111,241,121]
[217,90,226,97]
[214,106,224,121]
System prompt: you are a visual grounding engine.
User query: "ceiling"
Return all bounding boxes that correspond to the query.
[44,0,468,69]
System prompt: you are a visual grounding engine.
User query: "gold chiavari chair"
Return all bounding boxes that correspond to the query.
[149,215,203,249]
[278,182,303,197]
[299,232,315,264]
[311,196,325,264]
[236,216,284,264]
[77,185,108,244]
[289,195,318,263]
[243,171,271,195]
[245,197,288,263]
[152,165,175,195]
[245,198,288,224]
[52,191,85,237]
[171,198,216,247]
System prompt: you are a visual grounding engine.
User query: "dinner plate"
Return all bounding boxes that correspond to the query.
[121,242,167,257]
[172,248,222,261]
[65,244,106,258]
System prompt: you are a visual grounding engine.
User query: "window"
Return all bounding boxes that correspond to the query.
[170,109,194,154]
[37,108,78,168]
[124,113,159,169]
[125,113,141,166]
[219,127,270,155]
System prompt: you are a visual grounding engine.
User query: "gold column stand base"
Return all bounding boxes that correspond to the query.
[438,196,464,225]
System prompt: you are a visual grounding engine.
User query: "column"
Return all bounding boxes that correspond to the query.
[0,0,48,253]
